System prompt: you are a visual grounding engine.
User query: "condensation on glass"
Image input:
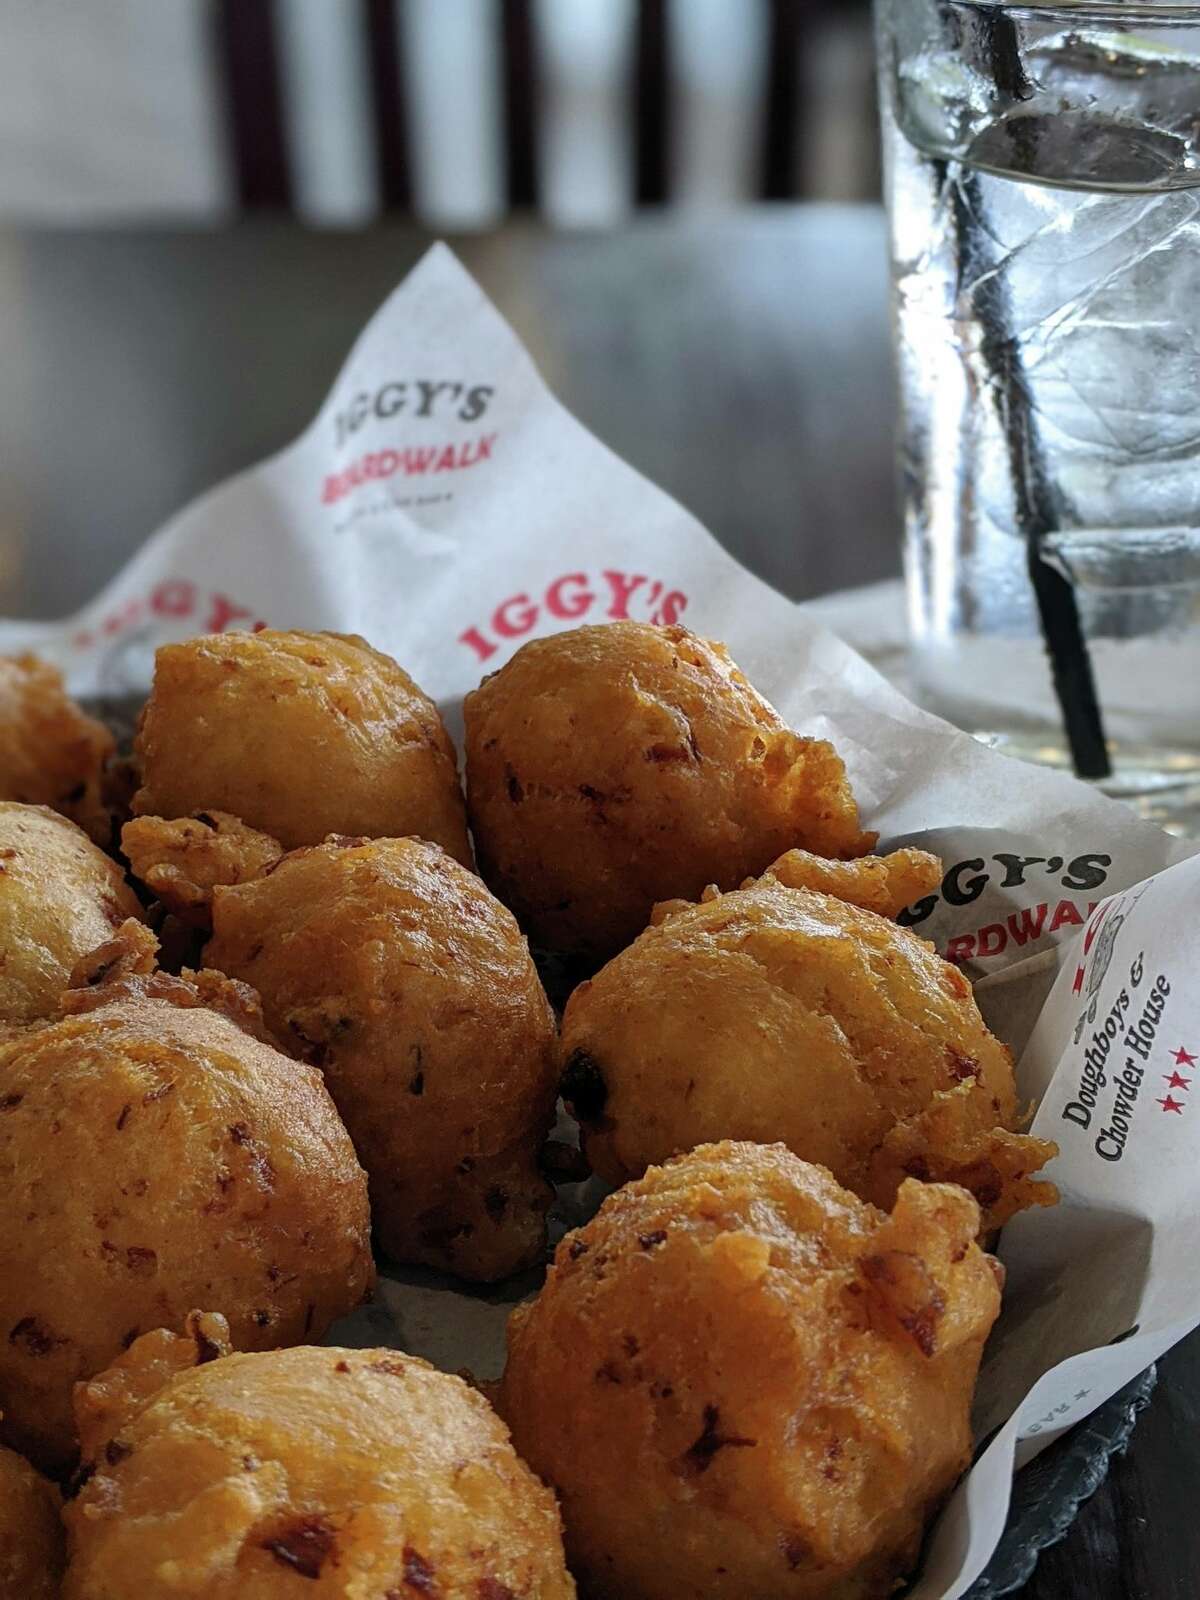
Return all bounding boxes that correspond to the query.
[877,0,1200,821]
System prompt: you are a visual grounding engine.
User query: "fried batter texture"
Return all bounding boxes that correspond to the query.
[0,923,372,1473]
[752,845,943,918]
[464,622,875,959]
[0,1444,63,1599]
[122,810,283,927]
[63,1314,577,1600]
[561,878,1056,1231]
[0,653,114,844]
[499,1141,1001,1600]
[649,846,943,927]
[131,630,471,861]
[0,803,144,1024]
[207,837,559,1281]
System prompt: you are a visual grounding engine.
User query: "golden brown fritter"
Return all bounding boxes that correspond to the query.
[63,1314,576,1600]
[206,837,559,1282]
[0,1443,63,1599]
[0,922,373,1474]
[752,845,943,919]
[649,847,944,927]
[122,811,283,927]
[0,803,144,1024]
[499,1141,1001,1600]
[0,653,114,845]
[561,878,1056,1232]
[131,630,471,861]
[464,622,875,959]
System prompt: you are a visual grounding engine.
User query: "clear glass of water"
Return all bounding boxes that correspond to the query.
[877,0,1200,827]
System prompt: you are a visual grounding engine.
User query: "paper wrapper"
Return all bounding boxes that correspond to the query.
[9,244,1200,1596]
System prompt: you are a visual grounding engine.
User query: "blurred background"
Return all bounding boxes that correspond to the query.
[0,0,895,623]
[1,0,878,224]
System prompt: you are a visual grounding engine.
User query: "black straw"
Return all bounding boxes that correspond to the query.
[946,8,1112,780]
[1001,322,1112,779]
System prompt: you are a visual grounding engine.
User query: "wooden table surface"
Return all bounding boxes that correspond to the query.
[1,207,1196,1596]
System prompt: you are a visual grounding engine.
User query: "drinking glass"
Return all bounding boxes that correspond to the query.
[876,0,1200,826]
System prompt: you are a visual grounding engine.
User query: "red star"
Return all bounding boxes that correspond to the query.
[1173,1046,1197,1067]
[1165,1070,1192,1091]
[1158,1095,1185,1114]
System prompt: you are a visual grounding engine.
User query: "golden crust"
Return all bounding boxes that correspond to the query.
[64,920,280,1047]
[0,653,115,845]
[72,1311,234,1462]
[207,836,559,1282]
[64,1323,576,1600]
[0,1444,63,1600]
[0,930,373,1474]
[499,1141,1001,1600]
[122,811,284,927]
[561,878,1056,1231]
[649,847,945,927]
[0,803,144,1024]
[131,630,471,861]
[464,622,875,959]
[750,845,943,919]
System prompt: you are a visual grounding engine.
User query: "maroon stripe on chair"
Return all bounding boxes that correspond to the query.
[634,0,671,204]
[364,0,412,210]
[213,0,294,209]
[500,0,540,210]
[761,0,803,200]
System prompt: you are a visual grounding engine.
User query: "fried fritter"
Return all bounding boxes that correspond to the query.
[464,622,875,959]
[0,803,144,1024]
[0,922,372,1474]
[499,1141,1001,1600]
[649,846,943,927]
[131,630,471,861]
[0,653,114,845]
[63,1313,576,1600]
[206,836,559,1282]
[0,1444,63,1599]
[561,877,1056,1232]
[122,810,283,927]
[752,844,943,918]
